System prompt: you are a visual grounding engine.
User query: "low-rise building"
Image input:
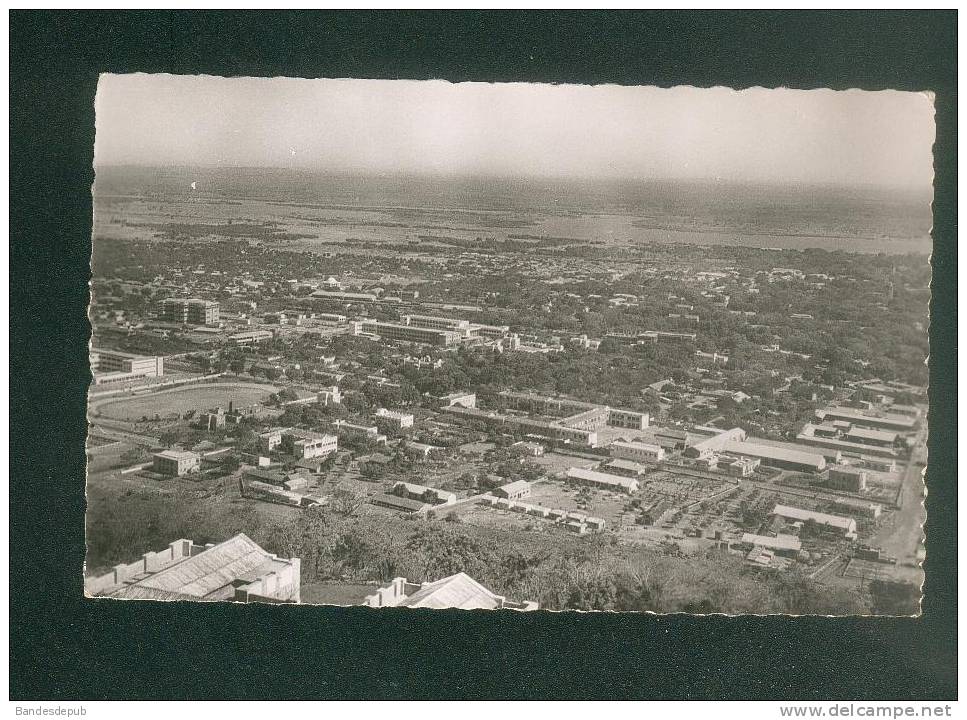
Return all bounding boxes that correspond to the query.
[740,533,802,557]
[722,440,827,473]
[228,329,274,345]
[843,427,899,448]
[369,493,427,513]
[566,467,639,494]
[152,450,201,476]
[603,458,649,477]
[375,408,415,430]
[827,465,869,492]
[392,481,456,506]
[403,441,441,459]
[719,456,760,477]
[610,440,665,463]
[772,504,857,539]
[832,497,883,519]
[438,391,477,409]
[493,480,532,500]
[316,386,342,406]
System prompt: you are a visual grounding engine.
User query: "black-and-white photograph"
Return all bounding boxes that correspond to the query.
[85,75,932,615]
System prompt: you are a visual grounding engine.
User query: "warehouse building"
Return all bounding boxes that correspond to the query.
[684,428,747,459]
[843,427,899,448]
[740,533,802,557]
[392,481,456,506]
[566,467,640,494]
[493,480,532,500]
[816,407,917,432]
[610,441,665,463]
[772,504,857,539]
[722,440,827,473]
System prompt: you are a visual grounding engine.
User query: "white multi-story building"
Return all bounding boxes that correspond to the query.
[375,408,414,429]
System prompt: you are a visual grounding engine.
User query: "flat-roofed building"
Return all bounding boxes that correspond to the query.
[229,329,273,345]
[566,467,640,494]
[441,405,598,447]
[772,504,857,538]
[375,408,415,429]
[607,409,649,430]
[331,420,387,445]
[90,348,165,378]
[719,456,760,477]
[310,289,377,303]
[610,440,665,463]
[152,450,200,476]
[316,386,342,406]
[280,429,338,459]
[361,320,461,346]
[403,314,471,332]
[259,427,337,459]
[861,457,897,473]
[827,465,868,492]
[84,533,301,603]
[159,298,220,325]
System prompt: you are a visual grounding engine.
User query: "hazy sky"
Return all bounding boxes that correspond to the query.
[95,74,935,188]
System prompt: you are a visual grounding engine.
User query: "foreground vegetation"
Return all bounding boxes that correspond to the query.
[86,479,885,614]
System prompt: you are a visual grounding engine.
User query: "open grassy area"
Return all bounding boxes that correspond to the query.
[92,382,278,421]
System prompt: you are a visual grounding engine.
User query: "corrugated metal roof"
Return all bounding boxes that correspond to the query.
[722,441,825,469]
[772,504,855,531]
[398,573,503,610]
[115,533,291,599]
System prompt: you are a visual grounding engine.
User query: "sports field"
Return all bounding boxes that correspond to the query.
[91,382,279,422]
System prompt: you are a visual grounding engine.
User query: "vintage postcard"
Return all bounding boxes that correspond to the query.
[85,75,932,614]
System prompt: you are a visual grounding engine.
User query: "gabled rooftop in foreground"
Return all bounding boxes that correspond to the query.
[85,533,301,603]
[364,573,538,611]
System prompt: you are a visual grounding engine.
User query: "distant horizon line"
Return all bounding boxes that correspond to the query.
[93,163,933,195]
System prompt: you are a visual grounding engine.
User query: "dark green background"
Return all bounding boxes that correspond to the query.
[9,10,957,700]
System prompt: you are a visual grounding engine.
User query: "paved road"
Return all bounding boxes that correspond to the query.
[870,427,927,582]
